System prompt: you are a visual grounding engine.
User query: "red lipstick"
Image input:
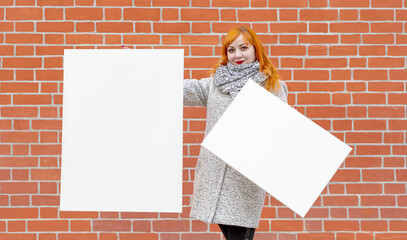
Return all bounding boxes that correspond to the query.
[236,61,244,64]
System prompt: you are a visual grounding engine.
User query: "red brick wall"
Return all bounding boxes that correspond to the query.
[1,0,406,239]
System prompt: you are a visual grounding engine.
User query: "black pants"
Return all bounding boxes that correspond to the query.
[218,224,256,240]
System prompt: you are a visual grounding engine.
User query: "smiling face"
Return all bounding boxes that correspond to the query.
[227,34,256,66]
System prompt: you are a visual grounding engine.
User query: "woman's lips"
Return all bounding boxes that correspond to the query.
[236,61,244,64]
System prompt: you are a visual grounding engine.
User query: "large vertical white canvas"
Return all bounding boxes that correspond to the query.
[201,80,352,217]
[61,49,183,212]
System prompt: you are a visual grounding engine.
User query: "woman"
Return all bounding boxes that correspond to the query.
[184,26,288,240]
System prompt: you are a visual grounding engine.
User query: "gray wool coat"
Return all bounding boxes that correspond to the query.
[183,77,288,228]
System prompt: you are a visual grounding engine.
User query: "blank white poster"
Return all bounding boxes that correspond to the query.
[201,80,352,217]
[61,49,184,212]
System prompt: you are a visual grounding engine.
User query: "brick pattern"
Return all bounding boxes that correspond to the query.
[0,0,406,239]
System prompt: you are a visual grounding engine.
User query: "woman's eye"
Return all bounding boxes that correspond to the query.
[228,49,235,53]
[241,46,248,50]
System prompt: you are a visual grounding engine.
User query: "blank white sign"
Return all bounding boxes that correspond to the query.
[201,80,352,217]
[61,49,184,212]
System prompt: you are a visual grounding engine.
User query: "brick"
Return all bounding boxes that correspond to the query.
[66,34,103,44]
[354,120,386,130]
[346,183,382,194]
[331,169,360,182]
[70,220,91,231]
[300,9,338,21]
[104,8,121,20]
[31,144,61,155]
[357,145,391,156]
[13,95,52,105]
[369,106,405,118]
[269,0,307,7]
[389,93,407,104]
[181,9,218,21]
[237,9,277,21]
[93,220,131,232]
[0,234,36,240]
[59,233,98,240]
[0,182,37,194]
[323,196,358,206]
[297,93,330,104]
[59,211,98,219]
[305,58,347,68]
[45,34,63,44]
[6,7,42,20]
[360,10,394,21]
[95,0,131,6]
[36,70,63,81]
[384,158,405,168]
[14,120,31,130]
[389,119,407,130]
[329,45,357,56]
[360,46,386,56]
[31,169,60,180]
[97,22,132,33]
[44,7,63,20]
[40,182,58,194]
[3,57,42,68]
[361,196,396,206]
[324,220,359,231]
[372,0,403,7]
[299,35,338,44]
[341,34,361,44]
[353,93,386,104]
[123,8,160,20]
[132,220,151,232]
[390,69,407,80]
[330,0,369,7]
[371,23,403,33]
[0,22,14,32]
[152,0,189,6]
[0,157,38,167]
[32,195,60,206]
[1,82,38,93]
[192,22,211,33]
[363,36,394,47]
[306,106,346,118]
[0,45,14,55]
[271,46,306,56]
[361,220,387,231]
[269,23,307,33]
[37,22,74,32]
[330,23,369,33]
[28,220,68,231]
[362,169,394,182]
[154,23,189,33]
[354,70,388,80]
[390,221,407,231]
[298,233,335,240]
[340,9,359,21]
[181,35,218,45]
[37,0,73,6]
[380,208,407,218]
[1,132,38,143]
[153,220,189,232]
[270,220,302,231]
[1,107,38,117]
[345,157,381,168]
[65,8,103,20]
[396,169,407,181]
[123,35,159,45]
[279,9,298,21]
[368,57,404,68]
[368,81,404,92]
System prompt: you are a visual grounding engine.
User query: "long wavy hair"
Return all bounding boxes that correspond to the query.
[211,26,281,92]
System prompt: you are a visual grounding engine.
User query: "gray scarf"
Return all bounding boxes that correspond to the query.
[213,61,266,98]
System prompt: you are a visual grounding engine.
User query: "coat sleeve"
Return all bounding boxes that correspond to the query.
[274,80,288,103]
[183,77,211,107]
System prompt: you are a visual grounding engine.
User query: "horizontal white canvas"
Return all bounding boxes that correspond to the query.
[201,80,352,217]
[61,49,184,212]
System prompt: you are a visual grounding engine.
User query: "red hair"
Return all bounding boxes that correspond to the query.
[211,26,281,92]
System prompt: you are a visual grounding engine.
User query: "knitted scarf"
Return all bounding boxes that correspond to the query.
[213,61,266,98]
